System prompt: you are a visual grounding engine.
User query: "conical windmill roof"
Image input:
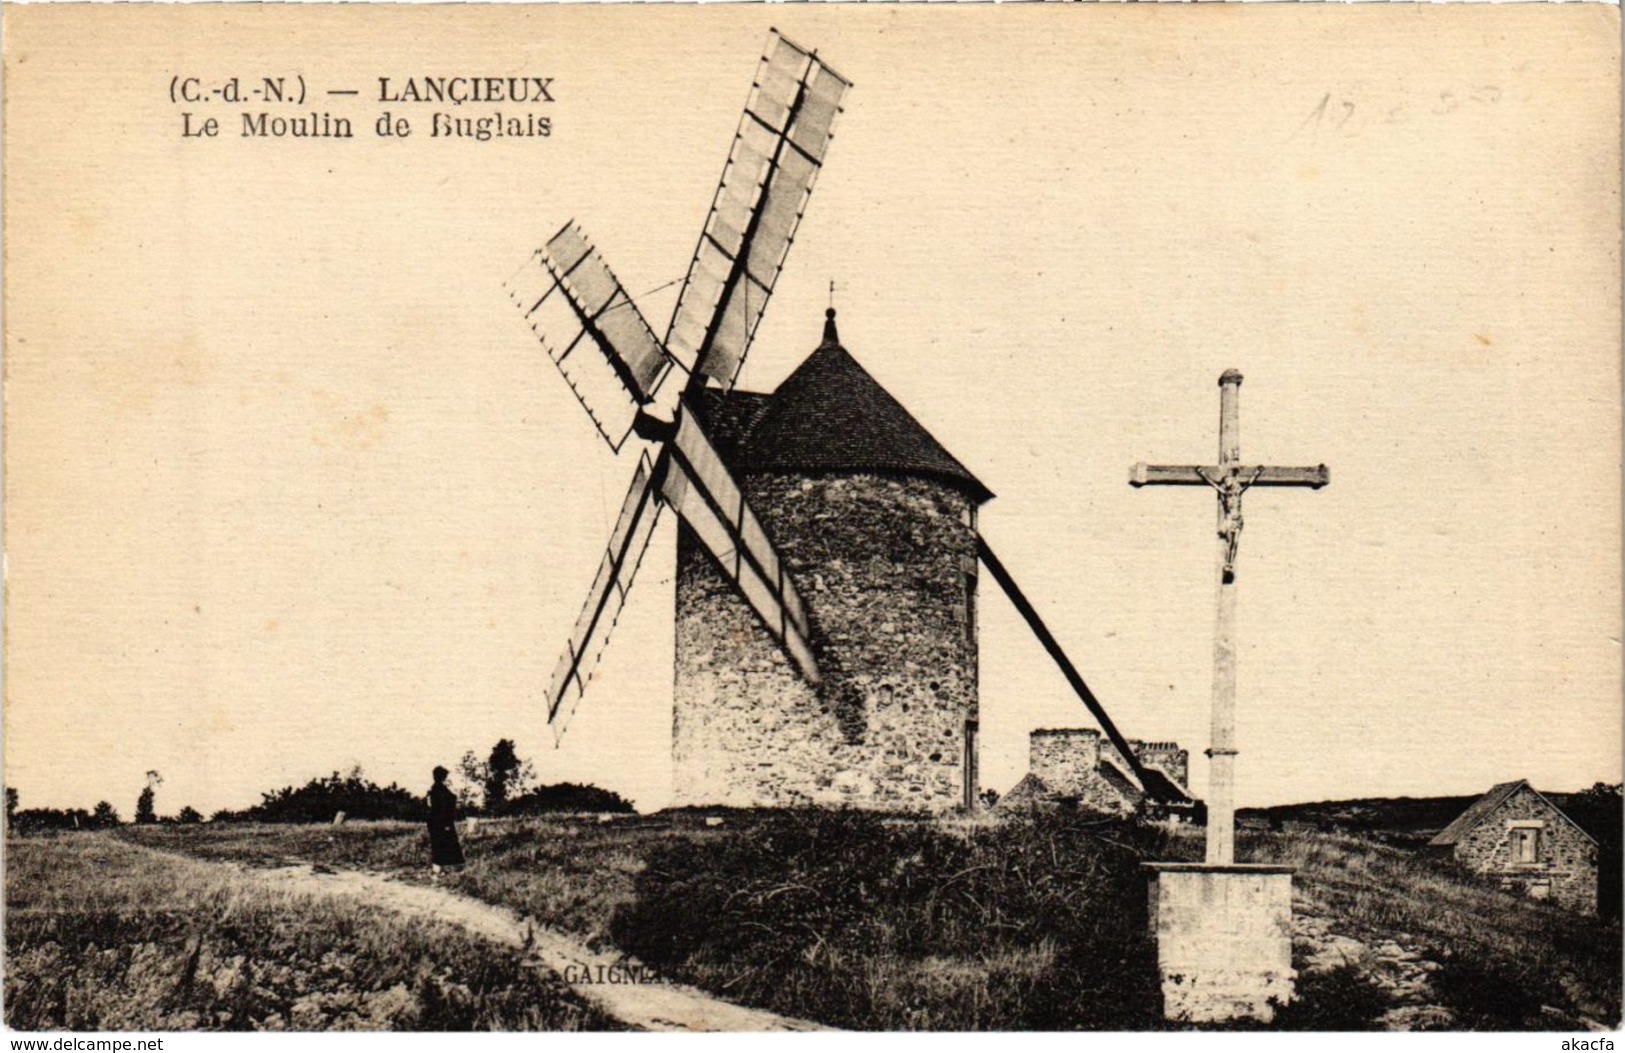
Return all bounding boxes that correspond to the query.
[730,311,993,503]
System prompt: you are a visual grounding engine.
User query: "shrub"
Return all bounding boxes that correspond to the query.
[11,808,91,834]
[213,768,422,824]
[1429,954,1549,1029]
[1272,965,1393,1030]
[610,809,1163,1029]
[499,783,635,817]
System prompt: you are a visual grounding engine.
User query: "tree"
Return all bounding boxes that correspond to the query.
[135,770,163,825]
[485,739,534,812]
[176,805,203,824]
[450,742,537,814]
[453,750,486,811]
[91,801,121,828]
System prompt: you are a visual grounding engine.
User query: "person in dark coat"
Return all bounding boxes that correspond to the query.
[427,765,464,874]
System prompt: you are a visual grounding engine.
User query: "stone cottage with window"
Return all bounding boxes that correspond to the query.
[1427,779,1599,914]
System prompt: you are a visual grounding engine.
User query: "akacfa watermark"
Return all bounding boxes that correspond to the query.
[1562,1039,1614,1051]
[563,962,668,985]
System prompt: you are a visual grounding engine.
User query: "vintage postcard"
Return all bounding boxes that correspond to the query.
[3,2,1620,1038]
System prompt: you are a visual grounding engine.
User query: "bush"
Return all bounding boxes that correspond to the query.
[498,783,635,817]
[1430,954,1549,1029]
[610,809,1163,1029]
[12,809,90,834]
[212,768,422,824]
[1272,965,1393,1030]
[11,802,127,834]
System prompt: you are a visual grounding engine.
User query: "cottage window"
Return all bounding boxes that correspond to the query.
[1510,824,1542,864]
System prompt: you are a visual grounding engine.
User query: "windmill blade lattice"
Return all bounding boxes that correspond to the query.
[505,222,676,452]
[661,402,819,684]
[516,30,844,742]
[544,452,664,740]
[666,31,851,392]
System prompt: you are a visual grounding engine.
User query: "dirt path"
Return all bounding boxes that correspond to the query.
[156,847,825,1032]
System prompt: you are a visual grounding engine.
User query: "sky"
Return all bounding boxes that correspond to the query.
[4,3,1620,817]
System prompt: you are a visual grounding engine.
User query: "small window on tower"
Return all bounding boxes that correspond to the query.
[964,571,977,643]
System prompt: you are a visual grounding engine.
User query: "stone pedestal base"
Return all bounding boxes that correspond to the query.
[1145,863,1296,1024]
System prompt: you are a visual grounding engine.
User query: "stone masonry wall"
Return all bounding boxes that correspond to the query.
[1452,785,1598,913]
[1131,740,1191,790]
[672,472,980,813]
[1030,729,1101,796]
[1027,728,1139,816]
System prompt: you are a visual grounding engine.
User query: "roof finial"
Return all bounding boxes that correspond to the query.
[822,306,840,347]
[821,280,843,346]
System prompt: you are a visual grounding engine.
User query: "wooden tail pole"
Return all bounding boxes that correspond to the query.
[976,535,1152,789]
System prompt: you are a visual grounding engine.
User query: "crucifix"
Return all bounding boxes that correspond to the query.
[1131,369,1327,865]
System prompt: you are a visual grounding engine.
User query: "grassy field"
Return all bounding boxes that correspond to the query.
[115,811,1624,1030]
[1255,829,1621,1029]
[4,833,617,1031]
[128,814,1165,1028]
[1241,789,1624,919]
[129,816,670,950]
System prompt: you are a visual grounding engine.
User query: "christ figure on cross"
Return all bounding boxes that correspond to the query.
[1131,369,1327,866]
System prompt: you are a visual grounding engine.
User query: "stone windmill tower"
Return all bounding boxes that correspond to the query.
[673,309,993,812]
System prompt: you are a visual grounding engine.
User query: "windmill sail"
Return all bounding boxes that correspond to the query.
[544,453,664,740]
[506,222,675,451]
[661,403,819,684]
[666,30,851,392]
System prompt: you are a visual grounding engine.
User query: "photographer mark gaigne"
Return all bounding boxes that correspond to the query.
[564,962,668,986]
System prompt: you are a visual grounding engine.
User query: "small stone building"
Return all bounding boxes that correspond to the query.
[1428,779,1599,913]
[672,311,992,813]
[998,728,1194,817]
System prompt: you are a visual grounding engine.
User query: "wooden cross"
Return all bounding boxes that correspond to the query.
[1131,369,1327,866]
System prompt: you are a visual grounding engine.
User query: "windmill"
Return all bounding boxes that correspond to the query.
[508,32,1170,812]
[504,30,848,741]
